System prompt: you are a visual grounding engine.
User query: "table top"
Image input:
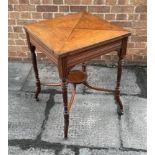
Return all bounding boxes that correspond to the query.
[25,12,130,56]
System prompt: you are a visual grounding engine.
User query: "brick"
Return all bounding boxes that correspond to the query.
[111,55,119,62]
[9,12,20,19]
[8,40,16,45]
[124,54,133,61]
[8,5,13,11]
[18,33,27,39]
[9,52,17,57]
[17,19,36,25]
[117,0,129,5]
[54,13,64,17]
[133,54,144,62]
[81,0,92,4]
[132,0,146,5]
[131,35,147,42]
[94,0,104,4]
[64,0,81,4]
[30,0,41,4]
[37,5,58,12]
[128,14,139,20]
[37,52,47,59]
[132,21,146,28]
[8,33,18,39]
[26,52,32,57]
[17,52,28,57]
[20,12,31,19]
[31,12,42,19]
[127,28,136,35]
[105,14,115,20]
[111,6,134,13]
[19,0,29,4]
[101,55,112,61]
[43,13,53,19]
[128,42,135,48]
[105,0,117,5]
[93,14,104,18]
[8,46,19,52]
[8,57,23,61]
[135,42,146,48]
[88,6,110,13]
[59,6,69,12]
[135,5,147,12]
[42,0,53,3]
[70,6,87,12]
[8,19,16,25]
[10,46,24,54]
[8,26,13,32]
[8,0,18,4]
[21,46,29,52]
[116,14,127,20]
[14,5,35,11]
[140,14,147,20]
[25,41,28,46]
[143,55,147,62]
[53,0,63,4]
[112,21,132,27]
[140,48,146,54]
[15,39,26,45]
[13,26,24,33]
[136,29,147,35]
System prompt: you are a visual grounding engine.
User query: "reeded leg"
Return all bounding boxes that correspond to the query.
[115,51,124,115]
[30,46,41,101]
[62,80,69,139]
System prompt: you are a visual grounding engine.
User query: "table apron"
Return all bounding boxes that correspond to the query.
[66,40,122,68]
[29,33,58,65]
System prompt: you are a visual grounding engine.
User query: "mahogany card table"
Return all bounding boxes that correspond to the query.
[24,12,131,138]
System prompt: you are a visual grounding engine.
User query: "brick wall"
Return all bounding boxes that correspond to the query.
[8,0,147,64]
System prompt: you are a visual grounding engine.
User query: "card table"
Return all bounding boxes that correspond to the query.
[24,12,131,138]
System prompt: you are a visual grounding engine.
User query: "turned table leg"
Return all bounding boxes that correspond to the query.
[115,51,124,115]
[82,63,86,72]
[62,80,69,139]
[30,46,41,101]
[25,31,41,101]
[115,38,128,115]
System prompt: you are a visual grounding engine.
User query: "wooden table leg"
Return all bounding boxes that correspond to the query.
[25,31,41,101]
[30,46,41,101]
[115,38,128,115]
[115,52,124,115]
[62,80,69,139]
[82,63,86,72]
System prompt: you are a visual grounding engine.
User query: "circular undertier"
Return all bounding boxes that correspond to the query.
[67,70,87,84]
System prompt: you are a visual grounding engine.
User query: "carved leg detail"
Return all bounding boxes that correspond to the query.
[30,46,41,101]
[62,80,69,139]
[115,55,124,115]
